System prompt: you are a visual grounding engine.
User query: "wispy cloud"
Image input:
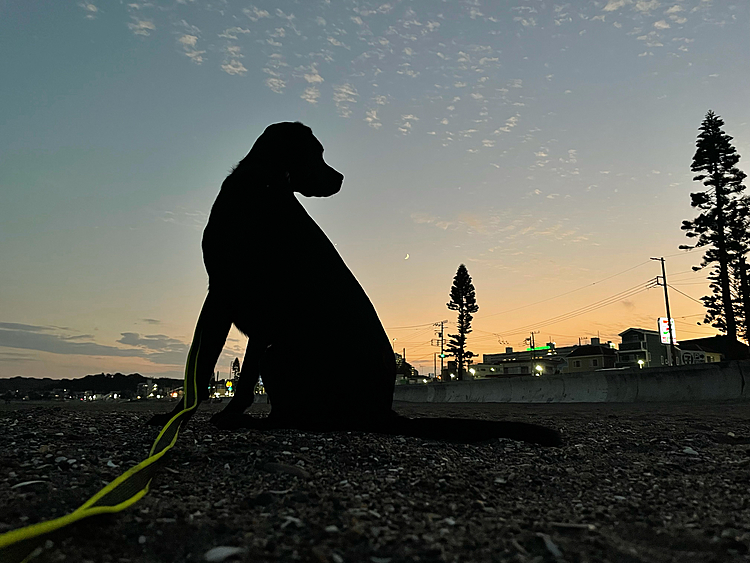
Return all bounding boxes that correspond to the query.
[128,18,155,37]
[364,108,382,129]
[0,323,192,366]
[0,324,144,359]
[301,86,320,104]
[78,2,98,20]
[177,35,205,64]
[333,83,358,117]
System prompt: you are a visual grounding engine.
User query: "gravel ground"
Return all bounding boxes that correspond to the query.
[1,399,750,563]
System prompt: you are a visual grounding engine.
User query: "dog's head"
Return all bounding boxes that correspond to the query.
[237,121,344,198]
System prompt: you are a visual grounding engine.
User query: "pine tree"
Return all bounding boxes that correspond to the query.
[727,195,750,340]
[446,264,479,381]
[231,357,241,378]
[680,110,748,342]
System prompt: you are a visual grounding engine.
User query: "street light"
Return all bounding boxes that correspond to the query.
[535,364,543,376]
[637,359,645,369]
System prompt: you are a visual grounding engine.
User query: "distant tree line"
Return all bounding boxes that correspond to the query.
[0,373,180,394]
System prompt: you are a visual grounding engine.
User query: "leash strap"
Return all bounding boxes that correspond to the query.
[0,335,201,563]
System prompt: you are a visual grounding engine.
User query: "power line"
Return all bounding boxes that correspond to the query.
[474,260,653,321]
[385,321,440,330]
[667,284,704,305]
[489,279,658,338]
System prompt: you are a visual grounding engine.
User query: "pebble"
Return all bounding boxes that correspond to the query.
[204,546,246,562]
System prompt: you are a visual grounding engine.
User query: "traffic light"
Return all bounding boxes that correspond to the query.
[439,353,445,358]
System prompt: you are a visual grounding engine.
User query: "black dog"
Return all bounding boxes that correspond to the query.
[148,122,561,446]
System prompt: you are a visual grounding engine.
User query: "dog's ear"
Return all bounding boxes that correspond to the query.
[226,122,299,187]
[228,122,343,197]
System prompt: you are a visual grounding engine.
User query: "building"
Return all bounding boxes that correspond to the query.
[678,335,746,363]
[481,343,571,375]
[565,343,617,373]
[616,328,672,368]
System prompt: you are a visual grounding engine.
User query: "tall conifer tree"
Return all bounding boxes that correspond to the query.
[446,264,479,381]
[680,110,748,343]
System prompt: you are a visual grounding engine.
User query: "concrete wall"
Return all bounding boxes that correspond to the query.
[393,360,749,403]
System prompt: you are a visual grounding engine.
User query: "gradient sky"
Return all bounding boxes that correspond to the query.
[1,0,749,379]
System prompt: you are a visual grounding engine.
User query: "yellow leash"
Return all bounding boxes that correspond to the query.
[0,336,202,563]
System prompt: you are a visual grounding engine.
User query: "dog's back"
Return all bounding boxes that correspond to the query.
[203,174,396,424]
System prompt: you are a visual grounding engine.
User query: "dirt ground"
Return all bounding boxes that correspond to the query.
[1,399,750,563]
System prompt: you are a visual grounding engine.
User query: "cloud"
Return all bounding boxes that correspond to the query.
[0,323,190,367]
[128,18,156,36]
[0,322,54,332]
[177,34,205,64]
[0,351,38,363]
[653,19,670,29]
[333,83,358,117]
[364,108,381,129]
[142,319,161,325]
[161,209,206,229]
[0,324,144,359]
[117,332,186,352]
[493,114,520,134]
[78,2,98,19]
[218,27,251,40]
[635,0,660,12]
[220,59,248,76]
[243,6,270,22]
[410,212,454,230]
[114,332,189,365]
[603,0,632,11]
[301,86,320,104]
[398,114,418,135]
[303,68,324,83]
[265,76,285,92]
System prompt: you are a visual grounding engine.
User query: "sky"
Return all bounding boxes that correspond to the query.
[1,0,749,380]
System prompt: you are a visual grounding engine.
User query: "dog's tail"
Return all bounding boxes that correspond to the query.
[212,411,563,447]
[385,414,563,447]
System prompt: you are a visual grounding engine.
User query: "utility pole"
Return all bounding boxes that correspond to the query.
[433,320,448,380]
[528,331,539,373]
[651,256,678,366]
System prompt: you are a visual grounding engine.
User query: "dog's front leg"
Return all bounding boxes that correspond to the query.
[146,292,232,427]
[210,339,265,429]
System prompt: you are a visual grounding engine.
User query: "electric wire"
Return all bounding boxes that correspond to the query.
[486,279,658,337]
[667,284,705,305]
[473,260,653,321]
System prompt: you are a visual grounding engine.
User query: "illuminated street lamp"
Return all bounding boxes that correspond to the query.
[637,359,645,369]
[469,368,476,378]
[535,364,543,376]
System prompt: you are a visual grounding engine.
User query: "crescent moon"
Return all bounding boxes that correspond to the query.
[405,254,410,260]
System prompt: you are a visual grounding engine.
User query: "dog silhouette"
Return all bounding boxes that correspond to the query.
[148,122,561,446]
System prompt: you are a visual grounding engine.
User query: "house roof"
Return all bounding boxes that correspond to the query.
[567,344,617,358]
[678,335,748,358]
[618,327,659,337]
